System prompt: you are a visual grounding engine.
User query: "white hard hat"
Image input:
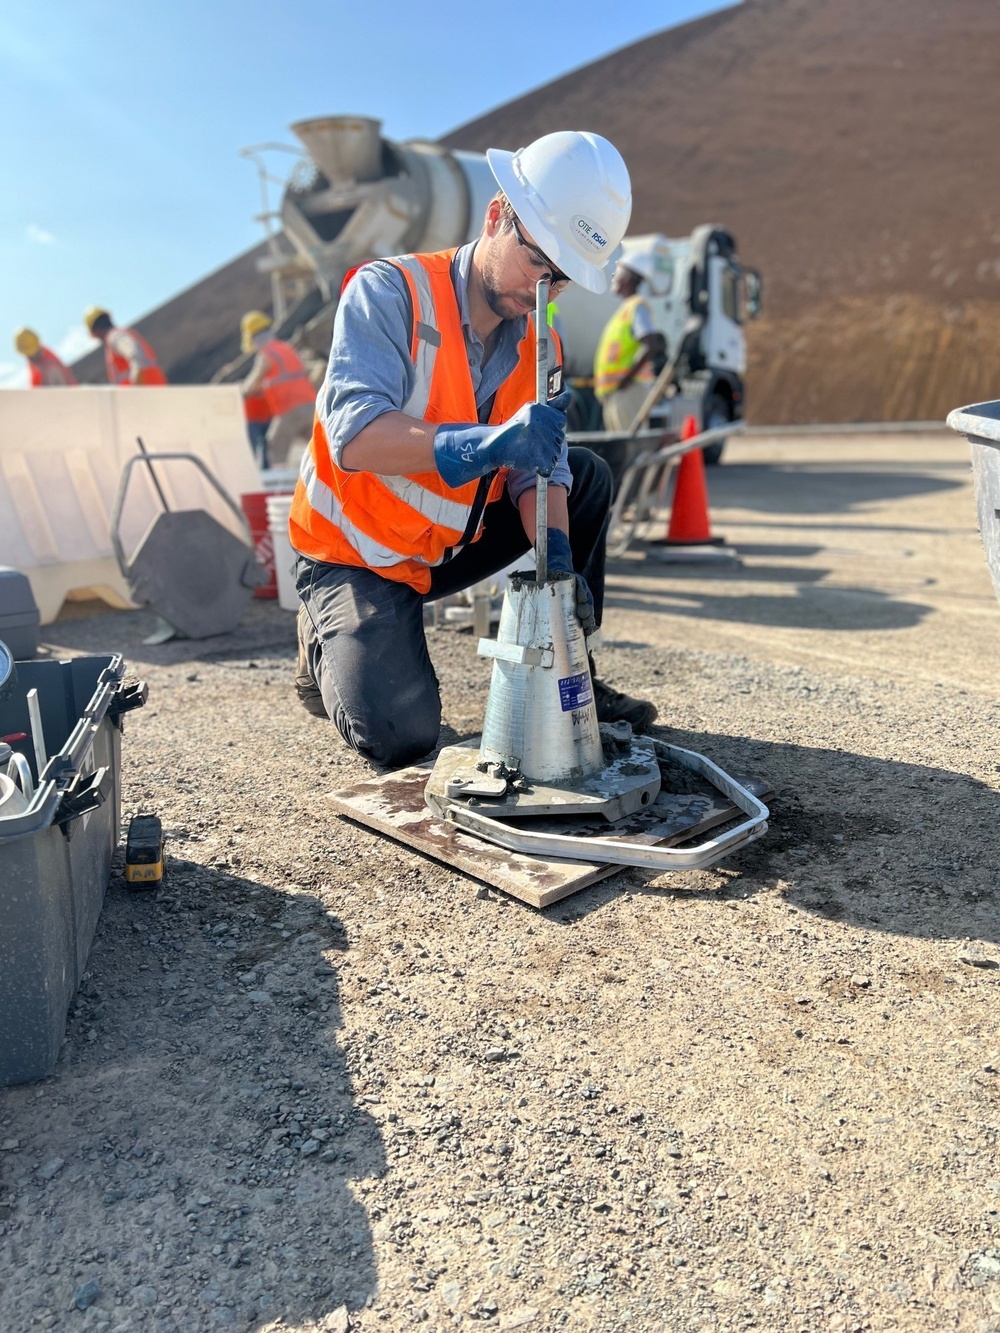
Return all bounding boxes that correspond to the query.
[487,131,632,295]
[617,237,676,295]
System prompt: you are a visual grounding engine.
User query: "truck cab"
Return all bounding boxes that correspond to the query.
[555,226,761,462]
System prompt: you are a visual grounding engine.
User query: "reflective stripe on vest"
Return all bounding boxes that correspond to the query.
[289,247,562,593]
[104,327,163,385]
[259,340,315,417]
[593,296,654,399]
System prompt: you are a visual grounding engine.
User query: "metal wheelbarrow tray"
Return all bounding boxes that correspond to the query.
[947,400,1000,605]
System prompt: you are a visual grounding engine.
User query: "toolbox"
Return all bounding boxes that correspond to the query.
[0,652,146,1085]
[0,567,40,659]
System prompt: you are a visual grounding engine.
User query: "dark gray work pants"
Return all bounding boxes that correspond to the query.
[295,447,613,768]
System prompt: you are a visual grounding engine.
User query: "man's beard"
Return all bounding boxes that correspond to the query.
[482,252,530,323]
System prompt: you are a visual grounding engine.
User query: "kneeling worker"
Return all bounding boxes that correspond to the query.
[239,312,317,470]
[14,329,77,386]
[289,130,658,770]
[594,257,667,432]
[84,308,168,386]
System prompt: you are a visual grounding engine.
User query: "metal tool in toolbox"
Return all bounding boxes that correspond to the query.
[110,437,268,641]
[425,281,768,871]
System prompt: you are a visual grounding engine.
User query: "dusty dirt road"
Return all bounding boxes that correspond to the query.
[3,431,999,1333]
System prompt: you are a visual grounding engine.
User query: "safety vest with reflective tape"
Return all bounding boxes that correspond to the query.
[257,339,315,417]
[30,347,77,387]
[593,295,654,399]
[104,327,167,386]
[289,248,561,593]
[243,390,271,423]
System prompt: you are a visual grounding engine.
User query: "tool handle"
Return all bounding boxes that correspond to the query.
[534,278,550,585]
[136,435,171,512]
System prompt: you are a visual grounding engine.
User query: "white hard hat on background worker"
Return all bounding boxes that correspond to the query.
[486,131,632,293]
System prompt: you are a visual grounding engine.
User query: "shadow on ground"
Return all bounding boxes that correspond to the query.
[607,579,932,633]
[0,870,383,1332]
[40,600,298,670]
[706,462,964,516]
[544,728,1000,951]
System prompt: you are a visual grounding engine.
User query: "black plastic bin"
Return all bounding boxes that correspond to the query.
[0,654,146,1085]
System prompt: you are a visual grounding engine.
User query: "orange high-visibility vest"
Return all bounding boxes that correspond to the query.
[243,391,271,423]
[258,339,315,417]
[104,327,167,386]
[30,347,77,387]
[289,248,562,594]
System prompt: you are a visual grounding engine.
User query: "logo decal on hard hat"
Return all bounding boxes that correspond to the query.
[571,216,609,253]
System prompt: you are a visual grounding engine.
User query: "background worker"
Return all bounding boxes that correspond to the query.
[593,258,667,431]
[289,130,658,770]
[239,311,316,470]
[83,308,168,386]
[14,329,77,386]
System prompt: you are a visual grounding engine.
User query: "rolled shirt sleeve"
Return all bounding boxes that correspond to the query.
[107,328,153,383]
[319,263,416,468]
[506,440,572,505]
[631,297,657,341]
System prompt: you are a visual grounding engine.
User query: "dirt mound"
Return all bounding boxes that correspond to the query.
[441,0,1000,422]
[748,295,1000,423]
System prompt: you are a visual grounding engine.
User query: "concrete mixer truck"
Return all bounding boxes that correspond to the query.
[239,115,761,465]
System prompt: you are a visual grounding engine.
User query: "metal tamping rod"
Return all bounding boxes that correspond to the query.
[534,277,550,585]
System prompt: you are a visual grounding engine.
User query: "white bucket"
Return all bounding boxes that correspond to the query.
[0,771,30,819]
[265,495,298,612]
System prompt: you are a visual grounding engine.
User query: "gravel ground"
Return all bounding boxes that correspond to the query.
[2,433,999,1333]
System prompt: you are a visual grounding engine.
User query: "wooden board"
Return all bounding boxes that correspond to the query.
[327,761,771,910]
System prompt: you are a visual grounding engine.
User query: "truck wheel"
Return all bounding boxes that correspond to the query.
[702,393,730,466]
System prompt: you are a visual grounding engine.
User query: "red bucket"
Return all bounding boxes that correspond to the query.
[241,492,278,598]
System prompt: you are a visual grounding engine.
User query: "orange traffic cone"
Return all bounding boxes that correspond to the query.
[645,415,739,564]
[666,416,713,544]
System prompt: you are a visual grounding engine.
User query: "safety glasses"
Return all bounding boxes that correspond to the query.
[510,215,570,290]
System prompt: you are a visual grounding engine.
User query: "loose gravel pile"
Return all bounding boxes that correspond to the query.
[3,437,1000,1333]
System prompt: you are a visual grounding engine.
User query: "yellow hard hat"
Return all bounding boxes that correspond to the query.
[14,328,40,357]
[240,310,271,354]
[83,306,111,334]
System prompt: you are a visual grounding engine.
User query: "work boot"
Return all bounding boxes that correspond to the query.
[589,656,658,732]
[295,604,328,719]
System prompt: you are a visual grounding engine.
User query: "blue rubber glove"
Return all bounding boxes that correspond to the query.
[545,528,597,637]
[434,391,572,488]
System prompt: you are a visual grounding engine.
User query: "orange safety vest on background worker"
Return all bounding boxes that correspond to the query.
[104,327,168,386]
[290,248,560,594]
[256,340,315,417]
[243,389,271,424]
[30,347,77,387]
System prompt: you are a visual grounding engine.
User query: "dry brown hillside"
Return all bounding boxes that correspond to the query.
[74,0,1000,422]
[442,0,1000,423]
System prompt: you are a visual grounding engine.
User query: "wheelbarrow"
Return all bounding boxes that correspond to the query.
[110,440,268,640]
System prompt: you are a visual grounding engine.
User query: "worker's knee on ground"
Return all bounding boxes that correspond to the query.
[350,703,441,769]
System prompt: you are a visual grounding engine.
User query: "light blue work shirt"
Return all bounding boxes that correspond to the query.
[317,241,572,503]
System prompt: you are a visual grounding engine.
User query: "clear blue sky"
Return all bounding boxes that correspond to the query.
[0,0,728,386]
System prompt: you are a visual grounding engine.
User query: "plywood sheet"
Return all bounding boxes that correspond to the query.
[327,762,771,910]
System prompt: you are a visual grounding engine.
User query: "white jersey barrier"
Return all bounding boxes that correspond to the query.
[0,387,261,624]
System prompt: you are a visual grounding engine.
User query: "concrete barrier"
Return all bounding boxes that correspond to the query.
[0,387,261,623]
